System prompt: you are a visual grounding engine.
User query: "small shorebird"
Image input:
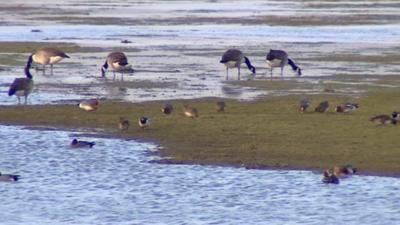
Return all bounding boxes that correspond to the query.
[0,172,20,182]
[101,52,133,80]
[8,58,34,104]
[216,101,226,112]
[265,49,301,78]
[78,99,99,112]
[298,99,310,113]
[183,105,199,118]
[70,139,95,148]
[118,117,130,132]
[161,103,173,115]
[28,47,70,74]
[315,101,329,113]
[369,115,396,125]
[220,49,256,80]
[138,117,150,129]
[335,103,359,113]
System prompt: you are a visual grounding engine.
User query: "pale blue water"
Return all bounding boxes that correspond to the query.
[0,125,399,225]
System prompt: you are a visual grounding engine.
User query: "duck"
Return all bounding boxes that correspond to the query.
[369,115,396,125]
[0,172,20,182]
[216,101,226,112]
[298,99,310,113]
[78,99,99,112]
[220,49,256,80]
[322,170,339,184]
[118,117,130,132]
[161,103,173,115]
[183,105,199,118]
[138,117,150,129]
[315,101,329,113]
[265,49,301,78]
[335,103,359,113]
[70,139,95,148]
[28,47,70,74]
[101,52,133,80]
[8,58,34,104]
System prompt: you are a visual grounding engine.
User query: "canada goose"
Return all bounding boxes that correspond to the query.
[298,99,310,113]
[118,117,130,132]
[315,101,329,113]
[28,47,69,74]
[322,170,339,184]
[220,49,256,80]
[216,101,226,112]
[8,59,34,104]
[266,49,301,78]
[0,172,20,182]
[138,117,150,129]
[392,111,400,121]
[101,52,132,80]
[369,115,396,125]
[183,105,199,118]
[161,103,173,115]
[335,103,359,113]
[70,139,95,148]
[78,99,99,112]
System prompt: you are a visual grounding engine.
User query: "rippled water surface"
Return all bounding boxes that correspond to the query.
[0,126,399,225]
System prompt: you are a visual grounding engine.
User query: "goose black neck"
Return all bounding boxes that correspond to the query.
[287,58,299,71]
[244,56,256,74]
[102,61,108,69]
[24,65,32,79]
[26,54,33,68]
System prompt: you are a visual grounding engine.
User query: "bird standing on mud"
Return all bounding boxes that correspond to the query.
[101,52,133,80]
[220,49,256,80]
[28,47,70,74]
[265,49,301,78]
[8,58,34,104]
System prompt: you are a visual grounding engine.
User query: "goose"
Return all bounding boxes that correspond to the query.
[315,101,329,113]
[28,47,70,74]
[138,117,150,129]
[369,115,396,125]
[78,99,99,112]
[220,49,256,80]
[183,105,199,118]
[216,101,226,112]
[8,58,34,104]
[0,172,20,182]
[161,103,173,115]
[392,111,400,121]
[298,99,310,113]
[335,103,359,113]
[266,49,301,78]
[118,117,130,132]
[101,52,133,80]
[70,139,95,148]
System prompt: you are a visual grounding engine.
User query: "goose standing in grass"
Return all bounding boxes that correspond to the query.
[216,101,226,112]
[298,99,310,113]
[335,103,359,113]
[265,49,301,78]
[315,101,329,113]
[29,47,70,74]
[220,49,256,80]
[70,139,95,148]
[8,59,34,104]
[118,117,130,132]
[392,111,400,121]
[161,103,173,115]
[0,172,20,182]
[370,114,396,125]
[183,105,199,118]
[78,99,99,112]
[138,117,150,129]
[101,52,133,80]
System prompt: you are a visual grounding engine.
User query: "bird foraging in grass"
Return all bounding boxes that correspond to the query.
[315,101,329,113]
[335,103,359,113]
[298,99,310,113]
[183,105,199,118]
[78,99,99,112]
[138,117,150,129]
[161,103,173,115]
[369,115,396,125]
[118,117,130,132]
[216,101,226,112]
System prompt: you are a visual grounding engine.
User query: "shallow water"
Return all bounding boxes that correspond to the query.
[1,125,400,225]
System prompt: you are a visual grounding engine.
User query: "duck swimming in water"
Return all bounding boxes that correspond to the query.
[0,172,20,182]
[70,139,95,148]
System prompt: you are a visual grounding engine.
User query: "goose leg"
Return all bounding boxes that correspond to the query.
[237,66,240,80]
[50,64,54,75]
[226,67,228,80]
[113,72,116,81]
[17,96,21,104]
[24,95,28,105]
[281,66,284,79]
[42,65,46,75]
[270,68,273,80]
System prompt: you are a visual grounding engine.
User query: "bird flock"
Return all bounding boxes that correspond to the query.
[3,46,392,184]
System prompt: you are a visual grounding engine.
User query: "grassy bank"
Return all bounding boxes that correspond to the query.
[1,89,400,176]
